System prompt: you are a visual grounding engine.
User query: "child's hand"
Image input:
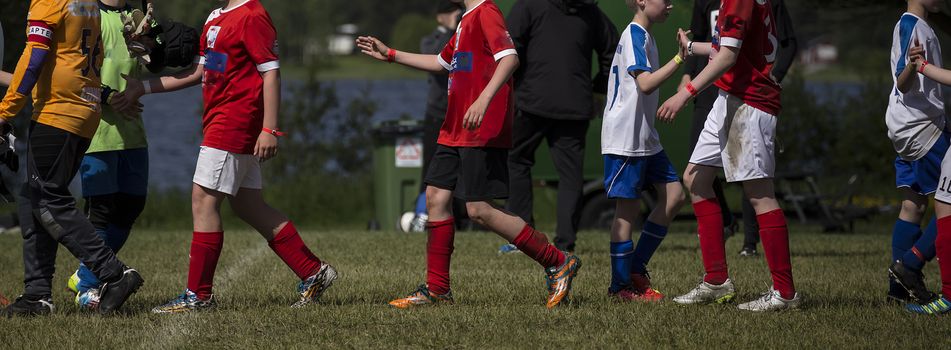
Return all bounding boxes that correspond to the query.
[356,36,391,62]
[109,91,143,120]
[677,28,692,56]
[463,97,489,130]
[658,90,691,123]
[254,131,278,162]
[908,38,925,70]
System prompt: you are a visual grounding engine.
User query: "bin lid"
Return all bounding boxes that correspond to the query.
[372,119,424,136]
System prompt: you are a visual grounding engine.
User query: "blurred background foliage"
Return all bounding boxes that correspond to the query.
[1,0,950,228]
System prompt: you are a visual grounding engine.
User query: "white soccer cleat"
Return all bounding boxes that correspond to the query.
[737,288,801,312]
[673,279,736,304]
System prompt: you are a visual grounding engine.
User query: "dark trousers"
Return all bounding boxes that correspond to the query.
[20,122,124,297]
[506,111,588,252]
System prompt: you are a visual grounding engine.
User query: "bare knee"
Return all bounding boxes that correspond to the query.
[426,186,452,217]
[900,198,927,219]
[465,201,493,222]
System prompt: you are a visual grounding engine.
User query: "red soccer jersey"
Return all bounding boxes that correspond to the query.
[437,0,516,148]
[711,0,781,116]
[199,0,279,154]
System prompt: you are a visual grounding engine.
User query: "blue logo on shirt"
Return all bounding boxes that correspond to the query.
[205,50,228,73]
[452,52,473,73]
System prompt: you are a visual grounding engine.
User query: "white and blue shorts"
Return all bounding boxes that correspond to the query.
[603,151,680,199]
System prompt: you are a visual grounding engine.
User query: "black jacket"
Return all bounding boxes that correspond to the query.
[684,0,798,83]
[421,26,454,120]
[507,0,619,120]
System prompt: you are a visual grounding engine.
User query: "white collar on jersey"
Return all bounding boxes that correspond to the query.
[220,0,252,13]
[462,0,487,18]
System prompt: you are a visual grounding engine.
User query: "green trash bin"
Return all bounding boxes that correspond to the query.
[371,119,424,231]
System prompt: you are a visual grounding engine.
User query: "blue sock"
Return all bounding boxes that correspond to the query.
[414,192,427,215]
[632,221,668,274]
[76,225,132,293]
[902,216,937,271]
[609,240,634,292]
[892,219,921,262]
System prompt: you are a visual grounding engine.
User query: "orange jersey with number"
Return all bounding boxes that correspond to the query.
[25,0,103,137]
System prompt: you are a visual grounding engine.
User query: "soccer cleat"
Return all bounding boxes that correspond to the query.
[629,272,664,301]
[151,289,217,314]
[673,279,736,305]
[67,271,80,294]
[545,254,582,309]
[609,287,664,302]
[388,284,454,309]
[98,267,144,315]
[738,247,759,257]
[497,243,519,255]
[1,295,54,317]
[906,295,951,315]
[737,288,801,312]
[292,263,339,308]
[888,260,936,303]
[76,288,101,311]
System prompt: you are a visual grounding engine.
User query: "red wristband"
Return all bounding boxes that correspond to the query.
[919,60,929,74]
[685,82,698,97]
[263,127,286,137]
[386,48,396,63]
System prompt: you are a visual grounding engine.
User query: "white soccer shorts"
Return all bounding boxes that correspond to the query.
[688,90,777,182]
[193,146,263,196]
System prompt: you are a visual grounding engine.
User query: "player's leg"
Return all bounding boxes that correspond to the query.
[390,146,458,308]
[545,118,587,253]
[459,147,577,308]
[629,152,686,301]
[907,151,951,314]
[19,123,140,315]
[741,178,797,305]
[602,154,641,298]
[674,93,735,305]
[230,185,335,308]
[153,147,237,313]
[73,151,122,296]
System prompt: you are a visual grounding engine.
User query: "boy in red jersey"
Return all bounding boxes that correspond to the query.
[120,0,337,313]
[356,0,581,309]
[657,0,800,311]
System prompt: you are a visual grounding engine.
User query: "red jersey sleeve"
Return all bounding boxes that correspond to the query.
[242,12,279,72]
[479,8,516,61]
[437,34,456,71]
[717,0,753,48]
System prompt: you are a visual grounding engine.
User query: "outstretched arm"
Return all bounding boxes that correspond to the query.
[356,36,445,73]
[657,45,739,122]
[115,64,203,108]
[915,54,951,86]
[634,54,684,95]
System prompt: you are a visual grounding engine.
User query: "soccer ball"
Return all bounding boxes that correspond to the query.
[399,212,416,232]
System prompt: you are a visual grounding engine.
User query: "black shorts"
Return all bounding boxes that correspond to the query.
[424,145,509,202]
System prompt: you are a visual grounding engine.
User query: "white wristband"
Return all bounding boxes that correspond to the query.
[687,41,694,56]
[142,80,152,94]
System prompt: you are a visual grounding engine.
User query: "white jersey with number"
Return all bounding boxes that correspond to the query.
[886,12,945,161]
[601,22,662,157]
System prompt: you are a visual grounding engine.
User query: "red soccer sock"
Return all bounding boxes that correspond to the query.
[187,231,224,299]
[512,225,566,269]
[694,199,728,285]
[426,218,455,295]
[268,222,322,280]
[757,209,796,299]
[936,216,951,298]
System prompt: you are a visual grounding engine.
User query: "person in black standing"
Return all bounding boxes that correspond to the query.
[502,0,618,253]
[409,1,464,232]
[681,0,798,256]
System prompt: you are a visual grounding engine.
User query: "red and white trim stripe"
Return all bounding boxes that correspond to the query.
[493,49,517,62]
[719,37,743,49]
[27,21,53,46]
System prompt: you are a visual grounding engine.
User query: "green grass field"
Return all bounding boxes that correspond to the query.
[0,224,948,349]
